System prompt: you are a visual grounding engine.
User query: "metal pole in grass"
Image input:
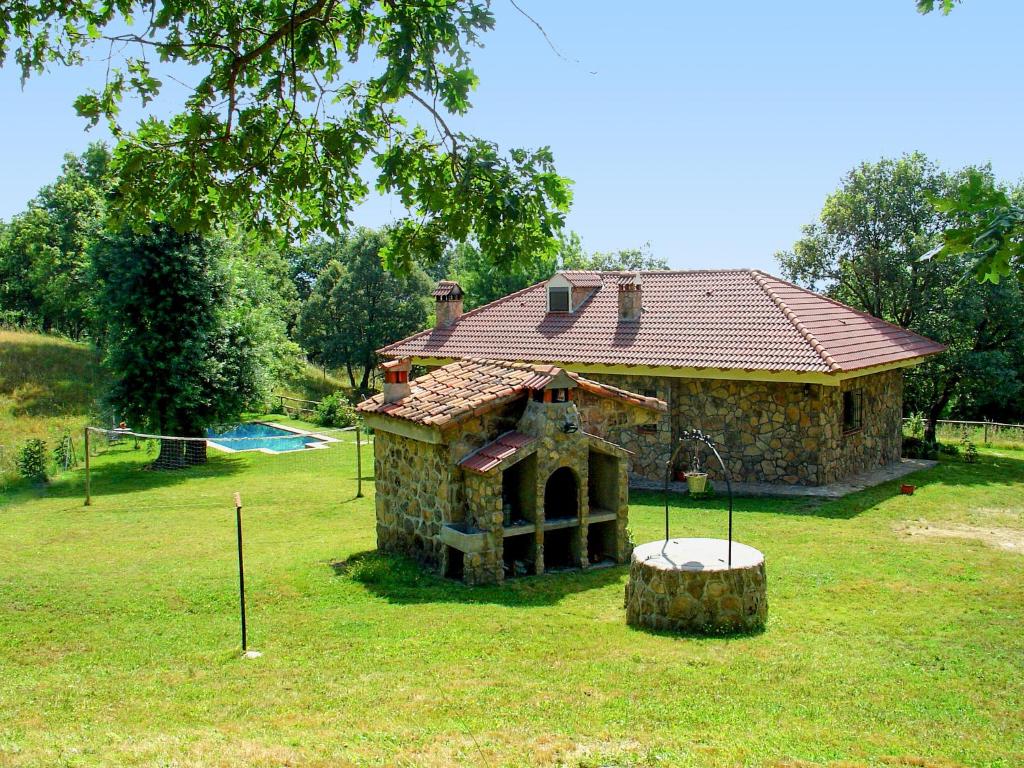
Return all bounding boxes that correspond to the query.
[234,492,261,659]
[84,428,91,506]
[356,424,363,498]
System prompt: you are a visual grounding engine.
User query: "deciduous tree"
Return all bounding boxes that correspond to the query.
[0,144,110,338]
[0,1,572,271]
[295,229,432,391]
[777,155,1024,440]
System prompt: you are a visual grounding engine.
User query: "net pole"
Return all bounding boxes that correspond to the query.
[84,428,91,506]
[356,424,363,498]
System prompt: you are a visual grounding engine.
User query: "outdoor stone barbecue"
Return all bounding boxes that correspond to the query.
[357,358,667,585]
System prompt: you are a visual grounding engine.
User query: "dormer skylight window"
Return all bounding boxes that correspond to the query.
[548,286,570,312]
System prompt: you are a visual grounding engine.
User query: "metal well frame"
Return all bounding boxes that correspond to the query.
[663,429,734,566]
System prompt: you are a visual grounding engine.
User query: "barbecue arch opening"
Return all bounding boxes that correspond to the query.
[544,467,578,522]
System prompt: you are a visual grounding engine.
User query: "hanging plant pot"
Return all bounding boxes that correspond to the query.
[685,471,709,494]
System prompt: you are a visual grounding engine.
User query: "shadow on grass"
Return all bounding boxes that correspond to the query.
[331,550,624,607]
[41,449,247,501]
[626,621,766,641]
[632,451,1024,522]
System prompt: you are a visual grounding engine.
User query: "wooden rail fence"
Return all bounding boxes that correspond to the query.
[277,394,321,417]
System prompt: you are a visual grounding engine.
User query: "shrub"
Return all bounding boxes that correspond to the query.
[961,437,979,464]
[314,392,358,428]
[16,439,49,482]
[938,441,961,456]
[905,412,925,438]
[902,436,938,460]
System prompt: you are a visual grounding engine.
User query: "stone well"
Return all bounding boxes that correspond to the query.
[625,538,767,633]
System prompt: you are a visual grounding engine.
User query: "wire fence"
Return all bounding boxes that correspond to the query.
[903,417,1024,448]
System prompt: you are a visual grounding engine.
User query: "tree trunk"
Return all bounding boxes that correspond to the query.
[153,438,186,470]
[184,439,208,466]
[925,377,959,444]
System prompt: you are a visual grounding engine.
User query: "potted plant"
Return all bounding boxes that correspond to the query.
[684,449,709,494]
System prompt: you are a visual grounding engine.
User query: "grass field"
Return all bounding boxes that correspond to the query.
[1,421,1022,767]
[0,330,102,485]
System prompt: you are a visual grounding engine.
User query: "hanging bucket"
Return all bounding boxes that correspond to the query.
[685,472,709,494]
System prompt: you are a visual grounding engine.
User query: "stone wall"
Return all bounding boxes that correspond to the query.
[461,470,504,584]
[576,373,673,480]
[574,369,905,486]
[819,370,903,484]
[671,378,826,484]
[373,432,453,567]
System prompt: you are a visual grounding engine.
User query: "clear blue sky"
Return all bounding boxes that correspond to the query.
[2,1,1022,271]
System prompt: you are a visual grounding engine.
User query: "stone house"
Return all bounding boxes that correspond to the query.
[379,270,946,486]
[357,358,667,584]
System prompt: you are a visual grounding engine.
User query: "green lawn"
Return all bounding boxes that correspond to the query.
[0,429,1021,767]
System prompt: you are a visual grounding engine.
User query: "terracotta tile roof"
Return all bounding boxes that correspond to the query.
[459,431,535,473]
[431,280,464,299]
[357,358,667,427]
[379,270,945,375]
[561,270,604,288]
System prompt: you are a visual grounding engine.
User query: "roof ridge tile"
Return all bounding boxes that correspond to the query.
[748,270,841,373]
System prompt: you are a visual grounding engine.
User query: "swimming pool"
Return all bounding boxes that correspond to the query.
[206,422,335,453]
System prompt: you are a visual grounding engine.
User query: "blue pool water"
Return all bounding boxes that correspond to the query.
[206,422,326,453]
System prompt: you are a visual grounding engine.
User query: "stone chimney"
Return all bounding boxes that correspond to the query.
[618,273,642,321]
[382,358,412,403]
[432,280,464,328]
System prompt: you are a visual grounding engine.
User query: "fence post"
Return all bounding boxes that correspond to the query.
[234,491,249,654]
[356,424,363,498]
[984,419,989,445]
[83,428,91,506]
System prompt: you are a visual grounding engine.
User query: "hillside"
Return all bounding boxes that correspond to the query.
[0,330,105,483]
[0,330,356,485]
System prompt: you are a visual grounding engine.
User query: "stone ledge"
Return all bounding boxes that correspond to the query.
[630,458,937,499]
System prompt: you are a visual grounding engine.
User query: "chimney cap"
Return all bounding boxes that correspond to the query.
[381,357,412,372]
[617,272,641,289]
[431,280,464,300]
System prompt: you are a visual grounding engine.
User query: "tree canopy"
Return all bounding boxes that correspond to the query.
[295,228,432,391]
[777,154,1024,439]
[0,143,111,338]
[0,0,572,271]
[91,224,300,465]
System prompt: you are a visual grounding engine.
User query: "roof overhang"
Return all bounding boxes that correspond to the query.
[361,412,442,444]
[404,354,935,387]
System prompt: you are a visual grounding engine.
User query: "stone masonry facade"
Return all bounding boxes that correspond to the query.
[373,433,453,567]
[372,396,637,585]
[577,369,904,486]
